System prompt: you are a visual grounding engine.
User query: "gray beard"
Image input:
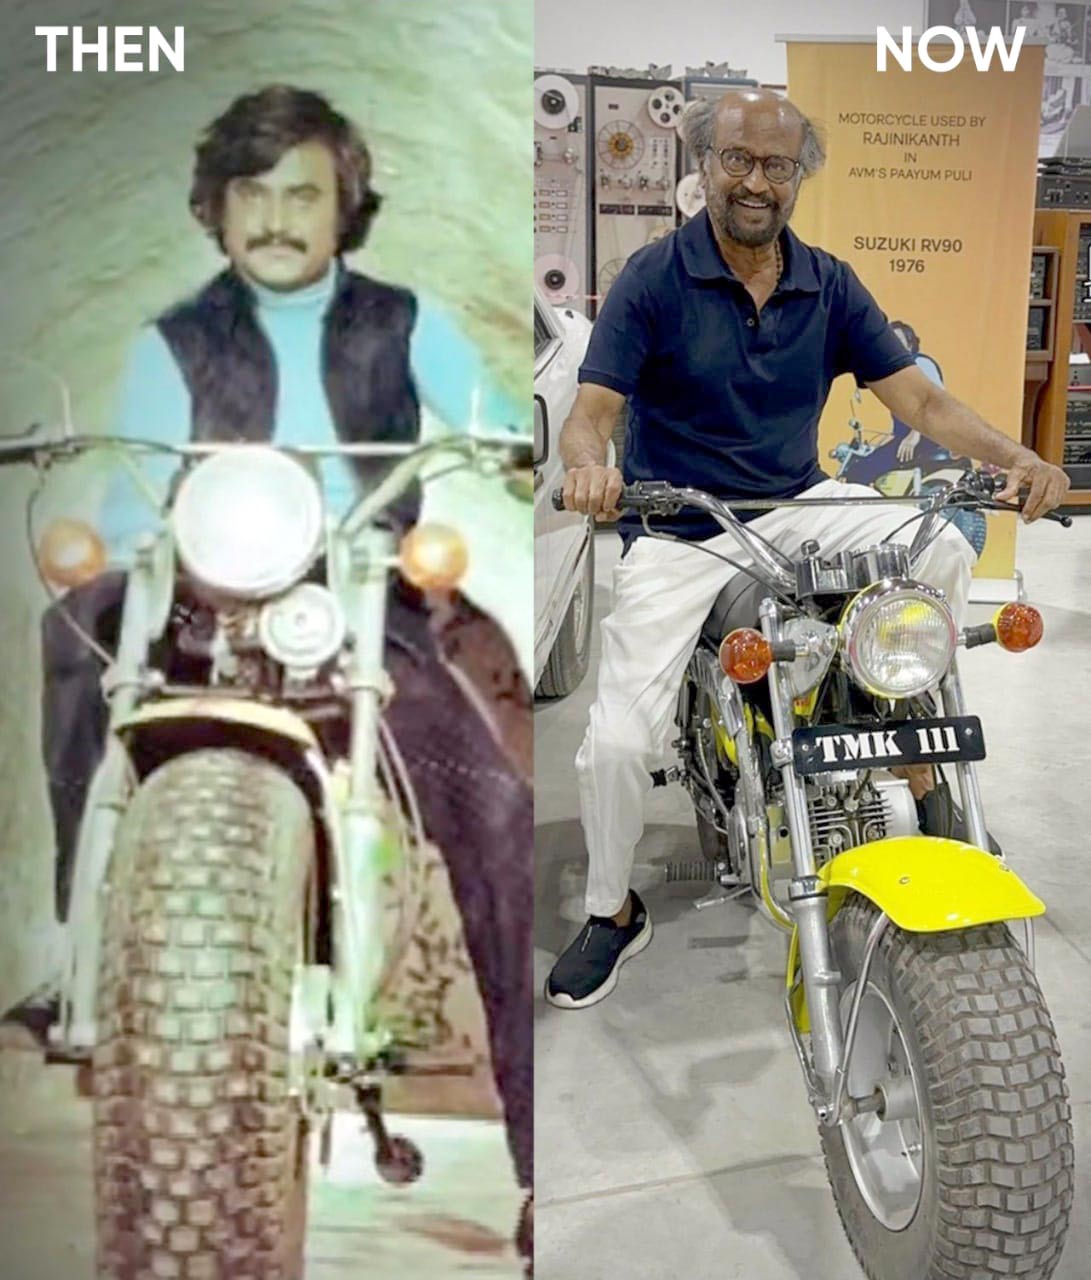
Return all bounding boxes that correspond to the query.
[707,190,790,248]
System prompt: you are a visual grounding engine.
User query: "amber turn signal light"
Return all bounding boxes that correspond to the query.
[719,627,773,683]
[37,519,107,589]
[994,603,1043,653]
[399,522,469,591]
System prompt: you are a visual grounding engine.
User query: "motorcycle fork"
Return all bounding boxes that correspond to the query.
[327,526,396,1061]
[938,658,989,849]
[758,598,845,1104]
[938,659,1035,965]
[60,535,162,1051]
[689,649,791,931]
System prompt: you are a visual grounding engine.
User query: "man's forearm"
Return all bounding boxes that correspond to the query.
[559,412,611,470]
[914,387,1026,468]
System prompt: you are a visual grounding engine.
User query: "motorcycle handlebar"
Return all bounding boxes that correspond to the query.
[550,475,1074,527]
[0,432,529,468]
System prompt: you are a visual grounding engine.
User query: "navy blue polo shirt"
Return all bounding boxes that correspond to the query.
[578,210,915,542]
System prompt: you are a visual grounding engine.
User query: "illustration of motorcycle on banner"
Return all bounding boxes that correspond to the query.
[828,321,988,557]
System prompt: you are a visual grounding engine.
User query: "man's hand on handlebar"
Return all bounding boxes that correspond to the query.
[995,450,1070,522]
[562,464,625,522]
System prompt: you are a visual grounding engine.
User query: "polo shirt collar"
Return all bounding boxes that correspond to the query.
[679,210,821,294]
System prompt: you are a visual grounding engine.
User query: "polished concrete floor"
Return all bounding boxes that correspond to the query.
[534,517,1091,1280]
[0,1050,524,1279]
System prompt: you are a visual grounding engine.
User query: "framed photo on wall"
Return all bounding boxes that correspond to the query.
[927,0,1091,154]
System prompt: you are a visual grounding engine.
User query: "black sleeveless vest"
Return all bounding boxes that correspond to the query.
[155,264,421,523]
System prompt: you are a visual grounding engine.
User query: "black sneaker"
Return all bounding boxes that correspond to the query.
[0,982,60,1050]
[544,891,652,1009]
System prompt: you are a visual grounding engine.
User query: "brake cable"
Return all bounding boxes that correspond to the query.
[637,512,800,610]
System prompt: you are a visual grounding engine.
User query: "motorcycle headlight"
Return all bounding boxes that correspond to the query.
[259,583,346,671]
[840,581,956,699]
[172,448,324,599]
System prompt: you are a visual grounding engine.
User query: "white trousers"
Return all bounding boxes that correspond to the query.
[575,479,978,916]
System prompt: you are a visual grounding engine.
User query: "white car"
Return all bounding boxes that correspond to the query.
[533,289,596,698]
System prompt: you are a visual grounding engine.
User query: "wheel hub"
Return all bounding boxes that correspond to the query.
[839,982,925,1231]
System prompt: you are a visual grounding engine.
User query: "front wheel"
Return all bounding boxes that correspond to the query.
[93,749,313,1280]
[821,895,1074,1280]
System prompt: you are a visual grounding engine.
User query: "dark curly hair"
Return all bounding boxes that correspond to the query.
[189,85,382,253]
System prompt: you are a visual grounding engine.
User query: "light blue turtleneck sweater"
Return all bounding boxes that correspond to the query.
[102,263,524,553]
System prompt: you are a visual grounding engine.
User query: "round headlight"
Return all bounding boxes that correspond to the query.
[259,583,346,670]
[173,448,324,599]
[841,582,956,699]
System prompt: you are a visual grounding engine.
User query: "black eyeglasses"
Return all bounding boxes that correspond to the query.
[716,148,801,184]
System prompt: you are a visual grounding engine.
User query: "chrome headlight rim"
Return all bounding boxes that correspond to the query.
[841,579,957,700]
[172,447,325,601]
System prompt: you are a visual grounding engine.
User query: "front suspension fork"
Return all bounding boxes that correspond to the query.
[328,527,398,1060]
[759,599,846,1106]
[60,535,160,1051]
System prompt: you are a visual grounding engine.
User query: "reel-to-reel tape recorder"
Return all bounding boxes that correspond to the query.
[533,64,758,319]
[587,74,682,315]
[534,71,591,314]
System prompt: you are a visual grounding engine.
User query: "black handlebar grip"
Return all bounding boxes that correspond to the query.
[551,488,565,511]
[0,443,43,466]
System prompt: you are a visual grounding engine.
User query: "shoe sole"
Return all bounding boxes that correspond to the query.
[543,914,653,1010]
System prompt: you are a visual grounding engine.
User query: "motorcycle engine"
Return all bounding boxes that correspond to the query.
[766,773,919,874]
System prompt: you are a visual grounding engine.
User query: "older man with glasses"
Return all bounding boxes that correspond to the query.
[544,87,1069,1011]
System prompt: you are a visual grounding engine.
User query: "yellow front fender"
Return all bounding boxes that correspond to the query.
[116,698,319,750]
[787,836,1045,1033]
[819,836,1045,932]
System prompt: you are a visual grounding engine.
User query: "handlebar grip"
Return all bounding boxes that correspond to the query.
[0,443,44,466]
[551,482,671,514]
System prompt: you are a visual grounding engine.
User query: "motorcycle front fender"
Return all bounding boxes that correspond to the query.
[787,835,1045,1036]
[819,835,1045,933]
[115,698,319,751]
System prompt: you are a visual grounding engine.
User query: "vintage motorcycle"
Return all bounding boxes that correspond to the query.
[553,471,1074,1280]
[1,408,529,1279]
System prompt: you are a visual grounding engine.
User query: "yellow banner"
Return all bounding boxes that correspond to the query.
[785,39,1044,579]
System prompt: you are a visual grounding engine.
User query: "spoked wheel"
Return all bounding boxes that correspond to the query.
[93,749,314,1280]
[821,895,1074,1280]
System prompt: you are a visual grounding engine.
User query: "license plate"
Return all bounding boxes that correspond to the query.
[792,716,986,775]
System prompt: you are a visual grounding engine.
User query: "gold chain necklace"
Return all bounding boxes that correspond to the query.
[774,239,783,283]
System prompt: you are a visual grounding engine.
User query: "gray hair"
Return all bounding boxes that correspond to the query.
[679,94,826,178]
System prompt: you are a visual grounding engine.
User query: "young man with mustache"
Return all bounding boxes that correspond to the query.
[6,84,533,1262]
[545,87,1069,1010]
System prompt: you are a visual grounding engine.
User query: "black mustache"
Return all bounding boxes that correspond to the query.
[247,234,308,252]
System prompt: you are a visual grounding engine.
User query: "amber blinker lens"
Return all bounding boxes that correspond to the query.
[719,627,773,683]
[994,603,1044,653]
[37,519,106,588]
[399,522,469,591]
